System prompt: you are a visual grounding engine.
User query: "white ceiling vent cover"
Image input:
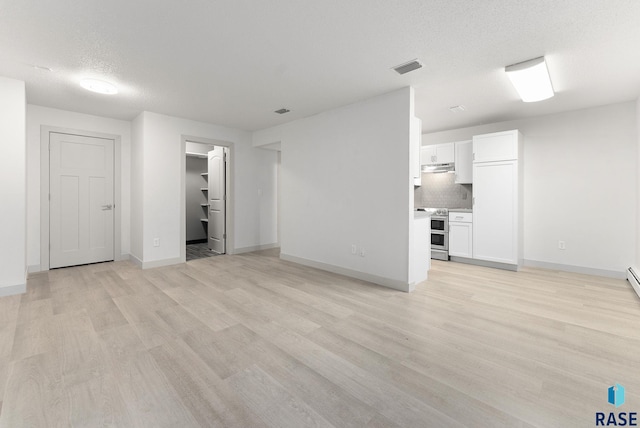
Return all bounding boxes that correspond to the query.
[393,59,423,75]
[449,105,466,113]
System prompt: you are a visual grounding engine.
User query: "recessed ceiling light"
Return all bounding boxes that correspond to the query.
[80,78,118,95]
[449,105,466,113]
[505,56,554,102]
[274,108,290,114]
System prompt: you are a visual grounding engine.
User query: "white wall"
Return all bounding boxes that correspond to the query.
[26,105,132,270]
[424,102,637,277]
[636,97,640,273]
[131,111,278,266]
[0,77,26,296]
[130,113,144,261]
[255,87,414,290]
[256,147,279,247]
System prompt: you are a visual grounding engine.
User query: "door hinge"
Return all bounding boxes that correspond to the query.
[223,233,227,239]
[48,193,50,201]
[472,153,475,160]
[472,197,475,205]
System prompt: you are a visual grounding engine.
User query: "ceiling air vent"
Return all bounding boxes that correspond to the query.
[274,108,290,114]
[449,105,466,113]
[393,59,423,75]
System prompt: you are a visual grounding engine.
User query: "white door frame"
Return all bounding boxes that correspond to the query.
[40,126,122,271]
[180,135,234,262]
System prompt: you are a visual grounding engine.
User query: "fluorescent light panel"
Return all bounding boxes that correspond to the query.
[505,57,554,102]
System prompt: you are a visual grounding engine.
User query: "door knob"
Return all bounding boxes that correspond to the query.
[101,204,113,210]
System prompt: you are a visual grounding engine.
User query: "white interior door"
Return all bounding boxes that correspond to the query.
[208,146,226,254]
[50,133,114,268]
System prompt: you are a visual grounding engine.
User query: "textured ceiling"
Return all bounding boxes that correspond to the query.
[1,0,639,133]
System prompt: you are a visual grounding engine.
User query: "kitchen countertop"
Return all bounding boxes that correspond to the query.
[449,208,473,213]
[414,211,432,219]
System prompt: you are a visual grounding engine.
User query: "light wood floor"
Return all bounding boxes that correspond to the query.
[1,249,639,427]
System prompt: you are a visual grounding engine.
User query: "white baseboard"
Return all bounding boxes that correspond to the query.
[27,264,42,274]
[280,253,413,292]
[523,259,626,279]
[130,254,143,268]
[627,267,640,299]
[449,256,518,271]
[117,253,131,262]
[141,257,183,270]
[233,243,280,255]
[0,282,26,297]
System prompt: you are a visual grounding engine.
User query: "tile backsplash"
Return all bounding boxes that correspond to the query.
[415,172,472,209]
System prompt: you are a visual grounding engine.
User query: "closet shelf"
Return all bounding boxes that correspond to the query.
[186,152,207,159]
[200,203,209,207]
[201,173,208,177]
[200,218,208,223]
[200,188,208,191]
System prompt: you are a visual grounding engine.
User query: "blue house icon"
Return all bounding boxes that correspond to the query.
[608,384,625,408]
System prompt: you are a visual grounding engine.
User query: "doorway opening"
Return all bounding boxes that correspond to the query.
[181,137,233,262]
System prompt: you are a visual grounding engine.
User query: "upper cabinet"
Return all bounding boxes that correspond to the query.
[454,140,472,184]
[421,143,454,165]
[472,129,520,162]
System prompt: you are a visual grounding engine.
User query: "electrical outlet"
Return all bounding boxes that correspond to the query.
[153,238,160,247]
[359,248,366,257]
[351,244,357,255]
[558,240,566,250]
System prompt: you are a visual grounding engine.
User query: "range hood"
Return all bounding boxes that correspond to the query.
[421,163,455,173]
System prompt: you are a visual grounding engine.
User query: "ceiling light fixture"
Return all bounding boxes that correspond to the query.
[449,105,466,113]
[80,78,118,95]
[505,56,554,102]
[274,108,290,114]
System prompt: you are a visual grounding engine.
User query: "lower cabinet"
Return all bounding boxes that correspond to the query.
[449,212,472,258]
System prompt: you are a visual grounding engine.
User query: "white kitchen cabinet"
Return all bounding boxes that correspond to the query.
[411,117,422,186]
[454,140,472,184]
[472,130,523,268]
[421,145,436,165]
[449,212,472,258]
[472,129,520,162]
[421,143,454,165]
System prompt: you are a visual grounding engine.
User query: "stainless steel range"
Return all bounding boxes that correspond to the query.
[417,208,449,261]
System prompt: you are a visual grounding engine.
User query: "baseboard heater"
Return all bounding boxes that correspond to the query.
[627,267,640,299]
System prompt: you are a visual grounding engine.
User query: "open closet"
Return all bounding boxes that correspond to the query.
[185,153,209,244]
[185,141,227,261]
